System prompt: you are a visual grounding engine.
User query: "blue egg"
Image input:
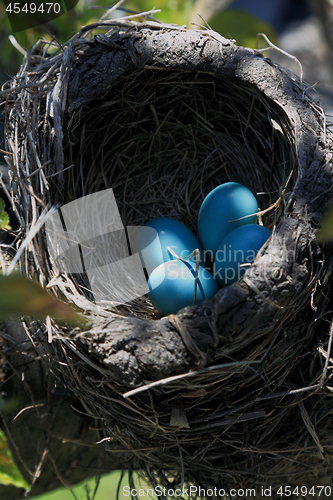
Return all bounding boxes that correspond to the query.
[214,224,272,286]
[132,217,204,276]
[148,259,219,315]
[198,182,259,257]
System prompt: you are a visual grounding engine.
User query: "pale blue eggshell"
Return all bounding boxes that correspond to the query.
[133,217,204,276]
[198,182,259,257]
[214,224,272,287]
[148,260,219,316]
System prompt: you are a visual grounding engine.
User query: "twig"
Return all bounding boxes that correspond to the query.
[5,205,57,276]
[256,32,303,84]
[166,246,200,306]
[320,319,333,387]
[123,360,261,398]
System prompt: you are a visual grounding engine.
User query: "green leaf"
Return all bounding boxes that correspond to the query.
[0,199,11,231]
[124,0,194,26]
[208,9,277,49]
[0,429,29,489]
[0,274,87,325]
[317,201,333,241]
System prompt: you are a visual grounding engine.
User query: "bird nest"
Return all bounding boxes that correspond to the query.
[2,15,333,498]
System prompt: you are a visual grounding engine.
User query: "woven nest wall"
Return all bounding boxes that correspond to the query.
[3,18,333,497]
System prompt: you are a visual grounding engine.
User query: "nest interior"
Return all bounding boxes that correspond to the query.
[2,20,333,497]
[62,66,297,318]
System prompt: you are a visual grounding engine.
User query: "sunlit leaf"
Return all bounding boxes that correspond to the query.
[124,0,193,26]
[0,429,29,489]
[0,199,11,231]
[0,274,86,325]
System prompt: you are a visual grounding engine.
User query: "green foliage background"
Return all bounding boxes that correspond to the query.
[34,471,159,500]
[0,0,275,81]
